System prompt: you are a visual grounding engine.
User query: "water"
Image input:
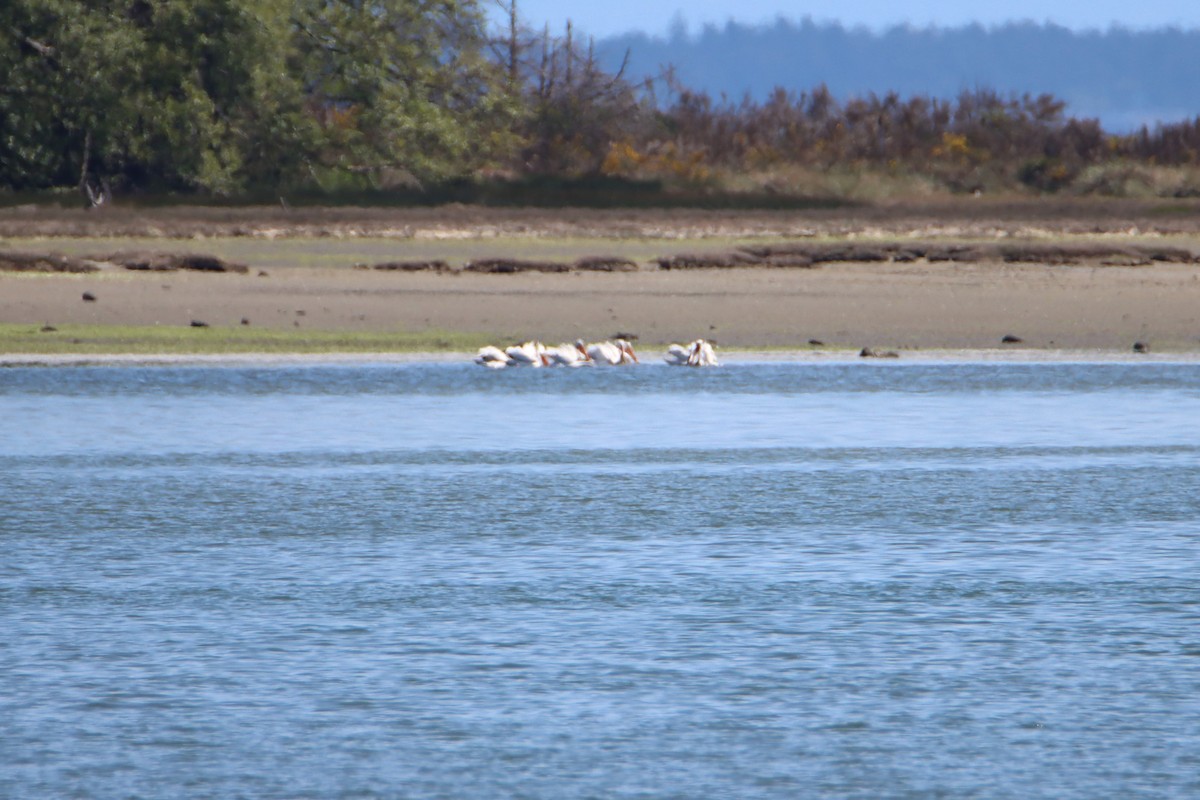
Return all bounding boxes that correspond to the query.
[2,361,1199,799]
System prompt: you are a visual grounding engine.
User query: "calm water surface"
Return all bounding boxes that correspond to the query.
[2,362,1199,799]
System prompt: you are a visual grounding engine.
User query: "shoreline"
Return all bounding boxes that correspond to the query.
[5,348,1199,368]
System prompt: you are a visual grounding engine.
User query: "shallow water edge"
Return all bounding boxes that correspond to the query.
[4,347,1200,368]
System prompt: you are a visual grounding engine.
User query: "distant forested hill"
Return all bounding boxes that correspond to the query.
[596,20,1200,130]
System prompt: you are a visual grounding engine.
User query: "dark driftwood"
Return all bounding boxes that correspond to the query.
[656,252,761,269]
[359,260,450,272]
[1138,246,1196,263]
[655,240,1198,270]
[0,251,100,272]
[462,258,572,273]
[574,256,639,272]
[96,251,249,273]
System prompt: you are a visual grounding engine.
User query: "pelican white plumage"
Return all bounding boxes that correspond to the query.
[587,338,639,365]
[665,339,719,367]
[474,345,512,368]
[664,343,691,366]
[505,340,549,367]
[544,339,592,367]
[688,339,718,367]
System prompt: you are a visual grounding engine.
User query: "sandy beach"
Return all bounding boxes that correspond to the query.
[2,200,1199,355]
[3,261,1199,351]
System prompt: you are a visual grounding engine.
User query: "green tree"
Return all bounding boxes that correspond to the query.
[125,0,317,193]
[293,0,517,187]
[0,0,139,191]
[0,0,314,195]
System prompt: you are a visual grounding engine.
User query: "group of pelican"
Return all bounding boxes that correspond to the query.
[474,338,717,368]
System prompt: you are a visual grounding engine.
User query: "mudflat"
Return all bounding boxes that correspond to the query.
[2,199,1199,352]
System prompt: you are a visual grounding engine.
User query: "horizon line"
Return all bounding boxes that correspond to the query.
[528,15,1200,41]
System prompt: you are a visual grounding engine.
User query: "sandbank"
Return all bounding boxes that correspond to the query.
[3,262,1198,353]
[2,201,1198,358]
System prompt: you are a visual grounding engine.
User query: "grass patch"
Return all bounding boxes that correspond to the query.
[0,323,494,356]
[0,178,857,211]
[0,324,858,357]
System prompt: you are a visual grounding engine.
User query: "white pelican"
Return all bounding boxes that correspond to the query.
[688,339,718,367]
[474,345,512,368]
[505,340,549,367]
[587,338,639,365]
[544,339,593,367]
[664,343,691,366]
[665,339,719,367]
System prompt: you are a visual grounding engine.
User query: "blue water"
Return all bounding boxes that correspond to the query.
[2,362,1199,799]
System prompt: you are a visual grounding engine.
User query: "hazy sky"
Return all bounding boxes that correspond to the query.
[499,0,1200,37]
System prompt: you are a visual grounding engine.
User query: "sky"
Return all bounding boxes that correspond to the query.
[498,0,1200,38]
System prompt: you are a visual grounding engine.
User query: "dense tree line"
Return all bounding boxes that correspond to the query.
[0,0,515,195]
[2,1,1199,202]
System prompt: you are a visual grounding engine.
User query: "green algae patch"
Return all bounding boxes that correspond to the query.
[0,323,493,356]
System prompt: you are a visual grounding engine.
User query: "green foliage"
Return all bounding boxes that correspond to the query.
[0,0,318,193]
[3,2,1200,200]
[0,0,511,195]
[0,0,134,188]
[0,323,495,355]
[292,0,517,185]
